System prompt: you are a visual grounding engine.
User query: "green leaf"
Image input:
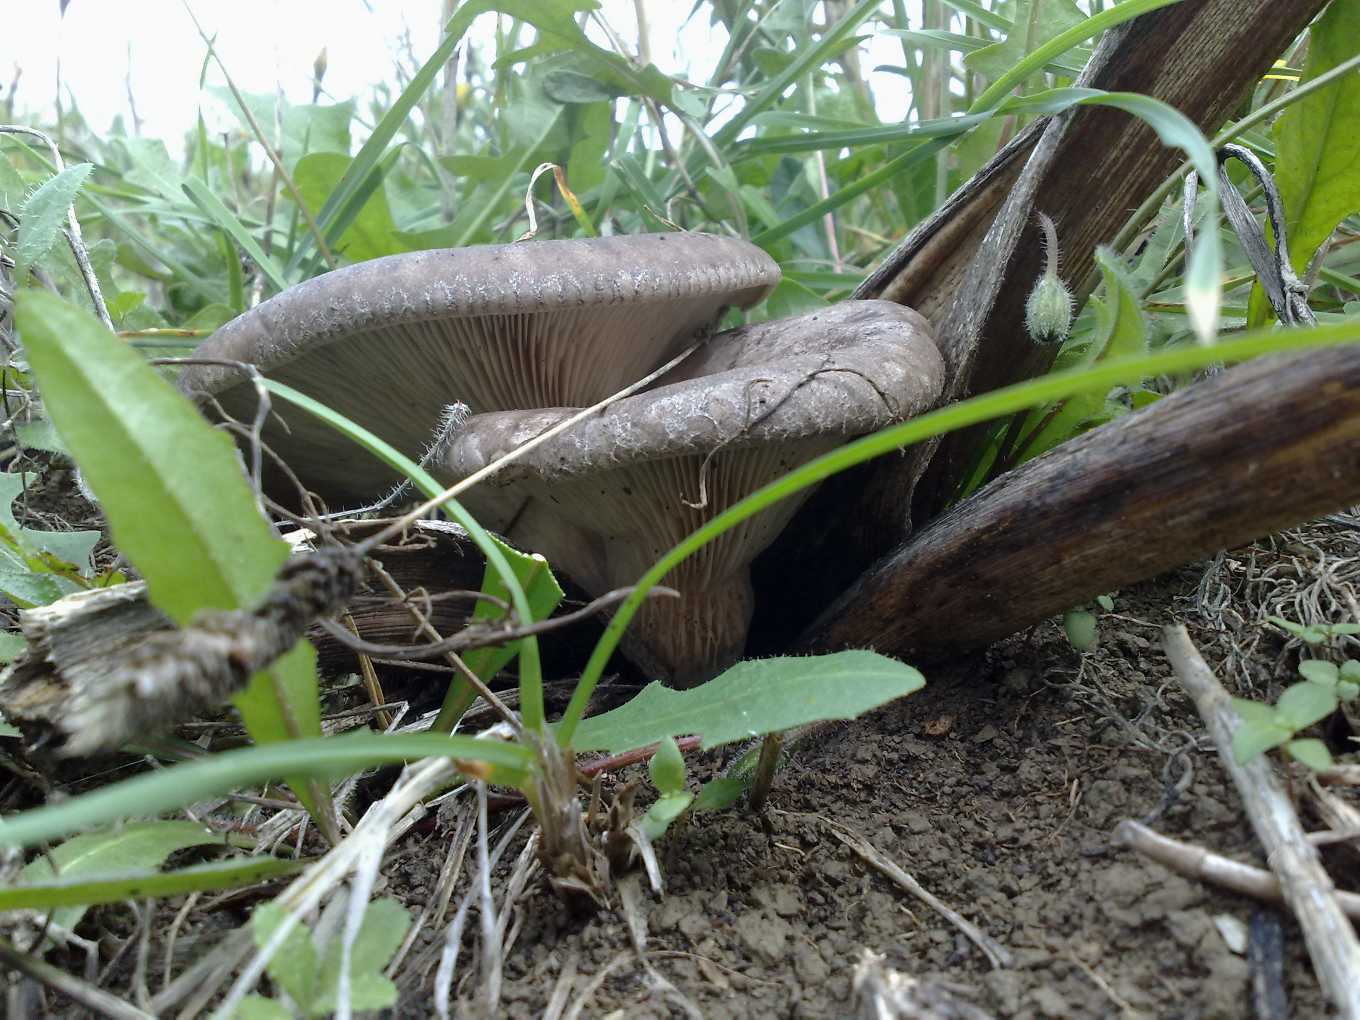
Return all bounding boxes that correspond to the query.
[1063,609,1099,651]
[648,736,687,795]
[639,791,694,843]
[118,137,187,204]
[16,291,321,787]
[0,856,304,914]
[1341,660,1360,683]
[10,820,247,932]
[1273,0,1360,285]
[691,777,744,813]
[14,419,70,457]
[0,631,26,663]
[14,163,94,280]
[17,293,286,623]
[1095,594,1115,612]
[1298,660,1340,687]
[572,651,925,755]
[0,732,533,851]
[292,152,408,264]
[252,902,318,1013]
[235,996,296,1020]
[313,898,411,1013]
[1284,738,1334,772]
[1275,680,1339,731]
[543,69,621,104]
[1231,716,1292,763]
[963,0,1086,83]
[0,472,99,574]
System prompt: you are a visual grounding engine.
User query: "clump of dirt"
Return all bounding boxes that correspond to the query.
[387,565,1342,1018]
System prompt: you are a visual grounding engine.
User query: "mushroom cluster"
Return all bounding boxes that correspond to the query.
[184,233,944,684]
[179,232,778,505]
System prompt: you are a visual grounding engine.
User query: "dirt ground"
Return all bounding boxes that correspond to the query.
[386,560,1349,1019]
[11,526,1359,1018]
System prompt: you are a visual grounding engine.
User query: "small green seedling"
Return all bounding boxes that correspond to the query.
[1232,656,1360,771]
[1063,594,1116,652]
[1267,615,1360,646]
[237,898,411,1019]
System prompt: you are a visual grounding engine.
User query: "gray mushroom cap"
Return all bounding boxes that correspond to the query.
[441,300,945,685]
[177,233,779,506]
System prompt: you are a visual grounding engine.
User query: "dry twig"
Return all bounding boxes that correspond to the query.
[1163,624,1360,1019]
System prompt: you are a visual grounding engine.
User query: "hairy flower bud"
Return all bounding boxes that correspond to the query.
[1025,211,1074,345]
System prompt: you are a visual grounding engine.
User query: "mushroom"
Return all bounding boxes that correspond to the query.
[440,300,945,685]
[178,233,779,506]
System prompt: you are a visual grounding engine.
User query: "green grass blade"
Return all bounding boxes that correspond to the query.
[0,857,306,912]
[711,0,882,148]
[0,733,532,851]
[260,380,550,731]
[182,178,289,292]
[969,0,1187,113]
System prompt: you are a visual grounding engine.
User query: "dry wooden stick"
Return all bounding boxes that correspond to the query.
[1162,625,1360,1020]
[1114,819,1360,920]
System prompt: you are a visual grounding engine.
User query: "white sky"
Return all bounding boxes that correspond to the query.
[4,1,916,148]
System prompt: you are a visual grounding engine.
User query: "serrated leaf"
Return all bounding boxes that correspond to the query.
[253,902,319,1012]
[648,736,687,795]
[963,0,1086,83]
[14,163,94,280]
[572,651,925,755]
[15,291,322,805]
[1231,717,1292,763]
[1284,738,1334,772]
[1273,0,1360,289]
[639,791,694,843]
[1063,609,1099,651]
[1275,680,1339,731]
[314,898,411,1013]
[1298,660,1340,686]
[14,419,69,457]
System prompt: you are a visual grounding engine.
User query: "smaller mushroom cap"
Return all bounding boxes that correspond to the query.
[177,233,779,506]
[442,300,944,684]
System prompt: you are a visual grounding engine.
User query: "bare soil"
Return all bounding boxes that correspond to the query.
[12,544,1358,1018]
[388,565,1347,1019]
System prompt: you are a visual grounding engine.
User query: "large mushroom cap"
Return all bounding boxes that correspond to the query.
[442,300,945,684]
[178,233,778,506]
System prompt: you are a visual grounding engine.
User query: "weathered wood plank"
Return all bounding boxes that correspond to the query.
[800,345,1360,659]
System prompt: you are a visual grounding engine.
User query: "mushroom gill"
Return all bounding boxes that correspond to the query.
[441,300,945,684]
